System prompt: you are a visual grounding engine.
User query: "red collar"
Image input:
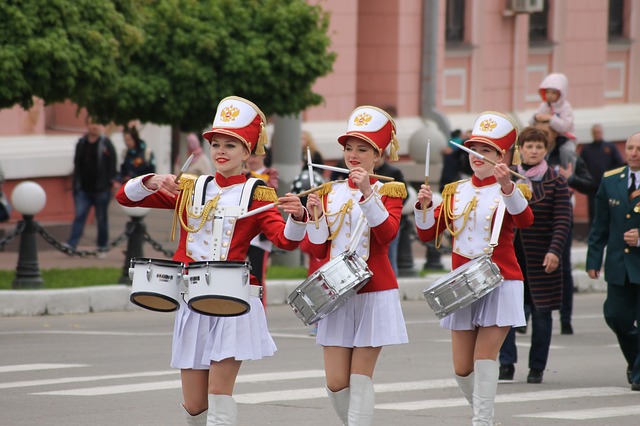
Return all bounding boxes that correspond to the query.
[215,173,246,188]
[347,176,378,189]
[471,174,497,187]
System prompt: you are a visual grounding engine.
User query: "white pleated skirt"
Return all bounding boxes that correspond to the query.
[316,289,409,348]
[171,298,212,370]
[171,297,276,369]
[440,279,526,330]
[202,297,277,363]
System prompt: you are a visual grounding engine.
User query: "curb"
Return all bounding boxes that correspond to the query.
[0,271,605,317]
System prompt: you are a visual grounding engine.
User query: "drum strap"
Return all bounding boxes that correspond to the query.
[489,201,506,250]
[209,178,265,261]
[345,214,367,254]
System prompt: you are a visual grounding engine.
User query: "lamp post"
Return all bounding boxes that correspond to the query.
[119,206,150,284]
[11,181,47,289]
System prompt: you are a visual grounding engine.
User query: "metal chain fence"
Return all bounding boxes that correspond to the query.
[0,219,174,259]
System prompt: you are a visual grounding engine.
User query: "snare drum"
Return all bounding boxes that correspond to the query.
[423,255,503,319]
[287,251,372,326]
[183,261,251,317]
[129,258,184,312]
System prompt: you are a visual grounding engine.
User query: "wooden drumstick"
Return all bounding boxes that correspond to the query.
[422,141,430,222]
[453,142,526,181]
[236,184,327,220]
[309,162,395,182]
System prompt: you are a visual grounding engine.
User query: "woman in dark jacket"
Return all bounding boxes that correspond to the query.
[499,127,572,384]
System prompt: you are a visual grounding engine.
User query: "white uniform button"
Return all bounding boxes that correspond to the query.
[200,256,207,260]
[225,230,231,236]
[485,216,491,221]
[188,236,194,242]
[187,250,193,256]
[222,242,228,248]
[483,248,489,253]
[363,243,368,248]
[204,240,209,245]
[221,255,227,260]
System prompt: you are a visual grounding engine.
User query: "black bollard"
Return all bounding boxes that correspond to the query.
[12,216,44,289]
[397,216,416,277]
[423,242,443,270]
[119,216,147,284]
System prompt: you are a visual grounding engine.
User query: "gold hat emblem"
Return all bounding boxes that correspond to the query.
[479,118,498,132]
[353,112,373,127]
[220,105,240,122]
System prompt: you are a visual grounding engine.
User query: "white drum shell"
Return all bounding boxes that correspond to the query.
[287,252,372,326]
[184,261,251,317]
[129,258,184,313]
[423,255,503,319]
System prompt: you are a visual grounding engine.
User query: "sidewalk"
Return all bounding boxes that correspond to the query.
[0,203,604,316]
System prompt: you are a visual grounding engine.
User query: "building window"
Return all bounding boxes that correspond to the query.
[445,0,465,44]
[608,0,625,40]
[529,0,549,43]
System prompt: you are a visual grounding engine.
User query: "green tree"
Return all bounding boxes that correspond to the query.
[84,0,335,158]
[0,0,143,110]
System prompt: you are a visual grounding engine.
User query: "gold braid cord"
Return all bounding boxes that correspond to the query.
[171,177,220,241]
[434,181,477,249]
[325,198,353,241]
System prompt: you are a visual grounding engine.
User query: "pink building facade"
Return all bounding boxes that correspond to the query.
[1,0,639,227]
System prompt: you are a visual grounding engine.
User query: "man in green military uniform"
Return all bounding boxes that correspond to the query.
[587,132,640,391]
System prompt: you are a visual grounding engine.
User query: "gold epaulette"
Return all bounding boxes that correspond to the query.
[177,173,198,190]
[379,181,407,199]
[441,181,460,198]
[604,166,626,178]
[516,183,532,200]
[253,185,278,202]
[316,181,332,196]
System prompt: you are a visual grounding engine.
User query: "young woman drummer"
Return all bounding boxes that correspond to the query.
[305,106,409,426]
[116,96,308,426]
[414,111,534,425]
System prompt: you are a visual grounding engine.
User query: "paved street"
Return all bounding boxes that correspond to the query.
[1,293,638,425]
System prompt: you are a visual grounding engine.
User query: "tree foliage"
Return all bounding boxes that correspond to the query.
[85,0,336,130]
[0,0,143,110]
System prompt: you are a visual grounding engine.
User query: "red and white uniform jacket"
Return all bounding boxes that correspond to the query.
[116,173,307,283]
[414,175,534,280]
[306,179,406,293]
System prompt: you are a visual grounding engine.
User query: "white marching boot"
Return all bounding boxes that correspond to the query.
[472,360,499,426]
[181,404,207,426]
[454,371,474,407]
[206,394,237,426]
[347,374,375,426]
[327,386,350,425]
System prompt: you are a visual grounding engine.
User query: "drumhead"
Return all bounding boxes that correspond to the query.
[130,292,179,313]
[189,296,250,317]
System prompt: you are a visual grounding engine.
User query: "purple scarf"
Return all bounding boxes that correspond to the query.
[517,160,548,190]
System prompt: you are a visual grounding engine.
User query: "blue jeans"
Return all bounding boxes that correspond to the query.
[67,189,112,249]
[500,303,554,371]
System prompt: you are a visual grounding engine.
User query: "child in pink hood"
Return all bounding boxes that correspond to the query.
[530,72,577,168]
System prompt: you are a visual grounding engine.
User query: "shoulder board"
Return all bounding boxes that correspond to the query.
[177,173,198,191]
[316,182,332,196]
[379,181,407,199]
[516,183,532,201]
[603,166,626,178]
[253,186,278,202]
[441,180,461,197]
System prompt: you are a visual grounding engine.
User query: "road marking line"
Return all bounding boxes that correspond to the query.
[0,364,87,374]
[30,370,326,396]
[377,387,630,411]
[516,405,640,419]
[235,379,457,404]
[1,371,177,390]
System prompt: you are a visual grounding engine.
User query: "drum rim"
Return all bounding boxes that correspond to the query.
[130,258,184,267]
[130,292,180,313]
[186,260,250,268]
[188,295,251,317]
